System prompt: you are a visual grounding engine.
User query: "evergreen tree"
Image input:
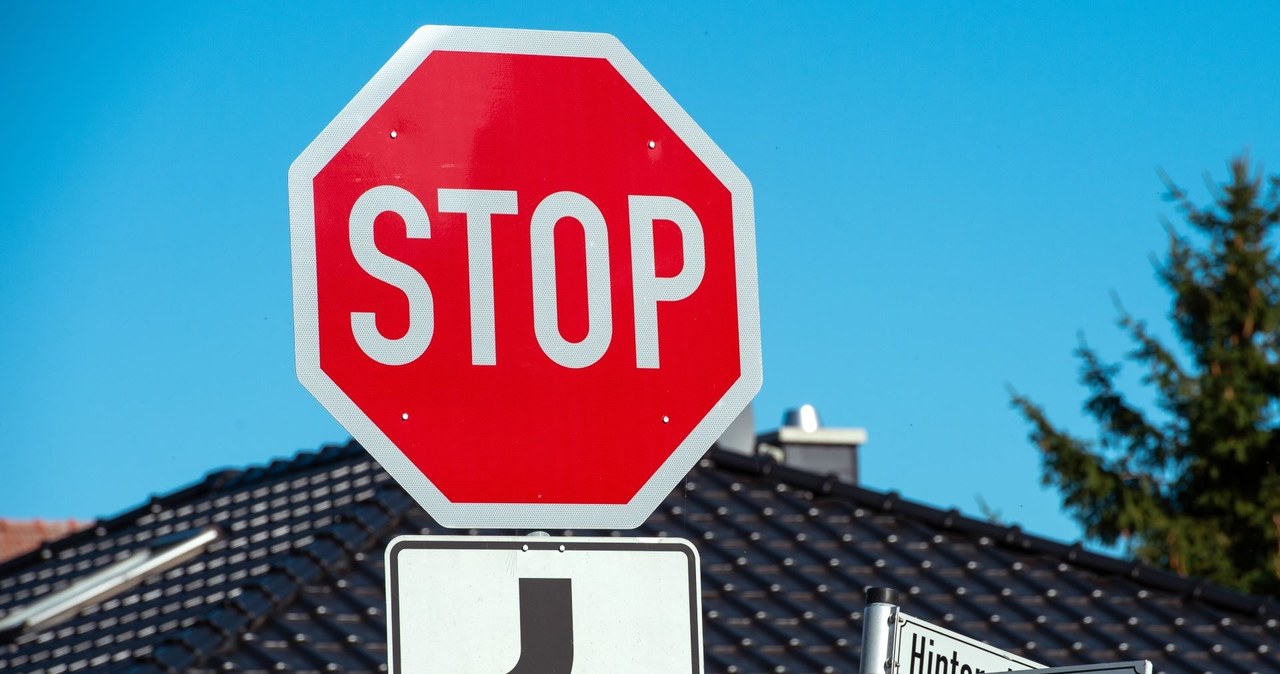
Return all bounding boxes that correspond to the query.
[1011,157,1280,596]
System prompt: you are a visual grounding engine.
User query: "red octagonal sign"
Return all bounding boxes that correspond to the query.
[290,26,761,529]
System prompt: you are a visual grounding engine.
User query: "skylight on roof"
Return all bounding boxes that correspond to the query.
[0,526,220,643]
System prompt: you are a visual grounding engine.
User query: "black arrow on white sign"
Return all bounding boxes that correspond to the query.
[505,578,574,674]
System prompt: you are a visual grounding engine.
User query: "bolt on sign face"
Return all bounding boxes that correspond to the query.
[290,26,761,529]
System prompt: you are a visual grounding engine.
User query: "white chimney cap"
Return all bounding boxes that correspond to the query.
[771,403,868,446]
[783,404,821,432]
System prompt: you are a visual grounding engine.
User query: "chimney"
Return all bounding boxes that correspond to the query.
[757,404,867,484]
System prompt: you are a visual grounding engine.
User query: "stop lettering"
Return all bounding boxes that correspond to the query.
[348,186,705,370]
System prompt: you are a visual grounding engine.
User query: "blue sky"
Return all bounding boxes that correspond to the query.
[2,2,1278,549]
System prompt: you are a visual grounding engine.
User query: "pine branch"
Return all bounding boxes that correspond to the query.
[1074,341,1167,469]
[1113,291,1191,416]
[1009,390,1165,544]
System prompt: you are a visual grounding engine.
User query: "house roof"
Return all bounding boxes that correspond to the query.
[1,439,1277,674]
[0,520,87,565]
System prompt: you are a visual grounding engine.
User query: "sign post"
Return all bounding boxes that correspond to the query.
[293,25,758,674]
[289,25,761,531]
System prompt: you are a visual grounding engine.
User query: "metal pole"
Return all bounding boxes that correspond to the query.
[859,587,901,674]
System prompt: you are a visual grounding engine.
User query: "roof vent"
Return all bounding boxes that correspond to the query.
[783,404,821,432]
[758,405,867,484]
[0,526,220,643]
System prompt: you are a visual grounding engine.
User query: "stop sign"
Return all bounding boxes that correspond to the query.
[289,26,761,529]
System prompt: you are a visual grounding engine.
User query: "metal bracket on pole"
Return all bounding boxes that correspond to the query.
[859,586,901,674]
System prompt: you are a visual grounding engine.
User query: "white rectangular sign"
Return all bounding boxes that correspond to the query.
[385,536,703,673]
[896,612,1044,674]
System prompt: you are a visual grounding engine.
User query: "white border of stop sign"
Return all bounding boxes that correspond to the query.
[289,25,761,530]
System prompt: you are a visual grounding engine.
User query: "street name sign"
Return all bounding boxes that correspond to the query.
[289,25,761,530]
[896,611,1044,674]
[385,536,703,673]
[1009,663,1151,674]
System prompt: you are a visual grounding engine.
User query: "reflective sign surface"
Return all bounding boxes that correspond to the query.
[290,26,760,529]
[385,536,703,673]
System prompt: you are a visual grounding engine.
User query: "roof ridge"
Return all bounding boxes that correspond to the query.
[0,439,364,578]
[120,481,415,673]
[708,445,1280,619]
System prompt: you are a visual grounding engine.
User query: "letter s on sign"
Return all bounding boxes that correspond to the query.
[348,185,435,366]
